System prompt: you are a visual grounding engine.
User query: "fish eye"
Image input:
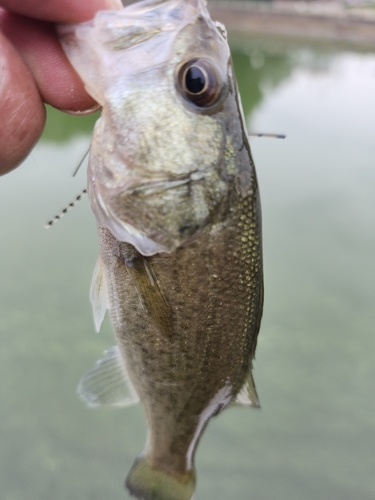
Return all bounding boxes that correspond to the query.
[177,58,223,108]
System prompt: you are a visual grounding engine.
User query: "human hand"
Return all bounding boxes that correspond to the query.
[0,0,122,175]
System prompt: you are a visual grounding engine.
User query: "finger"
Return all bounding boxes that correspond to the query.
[0,0,122,23]
[0,12,96,112]
[0,31,45,175]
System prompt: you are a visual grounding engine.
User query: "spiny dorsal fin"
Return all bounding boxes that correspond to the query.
[90,255,109,332]
[233,372,260,408]
[77,346,139,408]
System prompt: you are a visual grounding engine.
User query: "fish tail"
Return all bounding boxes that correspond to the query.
[126,454,195,500]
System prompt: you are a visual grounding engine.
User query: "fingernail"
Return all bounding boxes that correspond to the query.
[61,103,102,115]
[104,0,123,10]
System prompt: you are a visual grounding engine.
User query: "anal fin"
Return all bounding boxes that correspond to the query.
[77,346,139,408]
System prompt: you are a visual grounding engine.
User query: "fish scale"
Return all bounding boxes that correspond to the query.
[95,178,262,473]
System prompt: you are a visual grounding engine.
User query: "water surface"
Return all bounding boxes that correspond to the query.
[0,37,374,500]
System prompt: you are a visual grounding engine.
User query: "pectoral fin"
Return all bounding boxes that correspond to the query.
[90,255,109,332]
[233,372,260,408]
[77,346,139,408]
[124,251,174,340]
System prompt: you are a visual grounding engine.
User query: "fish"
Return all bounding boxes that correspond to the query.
[58,0,263,499]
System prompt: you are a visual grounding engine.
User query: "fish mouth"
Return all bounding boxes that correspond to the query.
[123,175,196,196]
[99,157,205,196]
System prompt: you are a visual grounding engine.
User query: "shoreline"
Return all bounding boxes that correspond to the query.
[208,1,375,46]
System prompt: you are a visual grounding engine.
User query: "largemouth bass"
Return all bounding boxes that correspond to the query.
[59,0,263,498]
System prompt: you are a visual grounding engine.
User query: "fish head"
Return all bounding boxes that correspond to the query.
[59,0,243,255]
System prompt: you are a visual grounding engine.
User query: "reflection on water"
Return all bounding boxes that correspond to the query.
[0,38,375,500]
[231,41,295,118]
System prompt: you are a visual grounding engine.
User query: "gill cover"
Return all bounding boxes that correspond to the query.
[58,0,231,256]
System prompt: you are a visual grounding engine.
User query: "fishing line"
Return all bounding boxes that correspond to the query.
[44,188,87,229]
[248,133,286,139]
[72,146,90,177]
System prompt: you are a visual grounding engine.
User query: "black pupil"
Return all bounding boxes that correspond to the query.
[185,66,205,94]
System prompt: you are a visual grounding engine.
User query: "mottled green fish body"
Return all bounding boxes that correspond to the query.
[59,1,263,499]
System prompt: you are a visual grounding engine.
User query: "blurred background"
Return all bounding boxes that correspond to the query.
[0,2,375,499]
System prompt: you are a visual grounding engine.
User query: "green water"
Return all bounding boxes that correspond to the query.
[1,37,375,500]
